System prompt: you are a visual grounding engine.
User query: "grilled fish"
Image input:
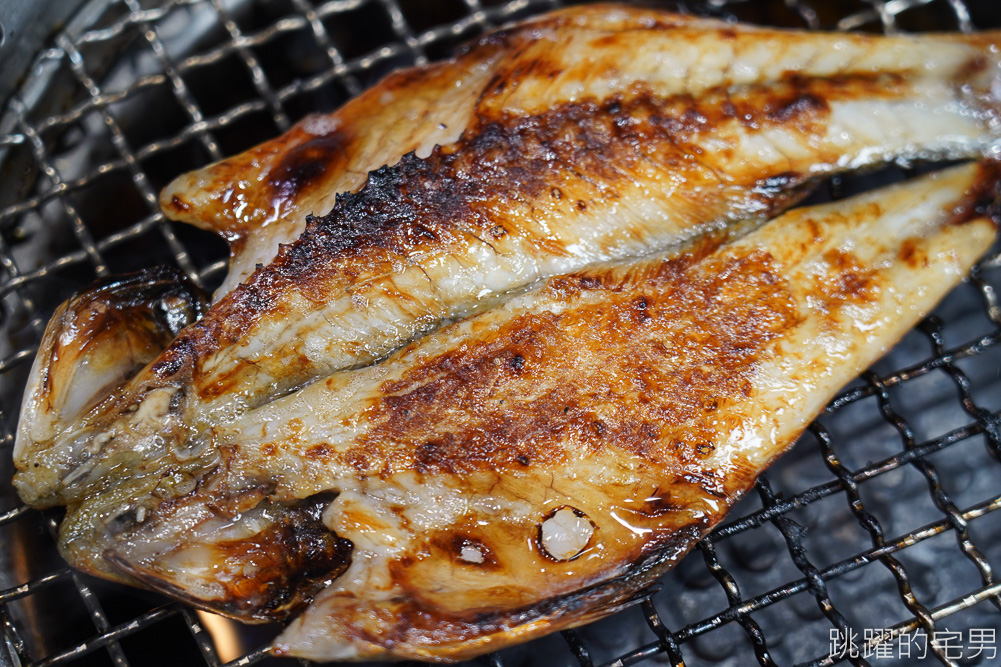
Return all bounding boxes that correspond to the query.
[16,5,1001,522]
[79,164,1001,661]
[8,2,1001,660]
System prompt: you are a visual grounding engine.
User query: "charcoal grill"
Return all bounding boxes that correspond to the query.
[1,0,1000,665]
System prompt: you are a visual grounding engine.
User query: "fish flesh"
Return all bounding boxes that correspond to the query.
[80,163,1001,661]
[161,4,1001,303]
[8,2,1001,660]
[16,5,1001,523]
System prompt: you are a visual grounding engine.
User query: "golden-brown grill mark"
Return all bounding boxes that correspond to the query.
[809,248,881,314]
[190,74,846,328]
[268,130,352,208]
[305,443,336,460]
[898,239,927,269]
[333,246,801,477]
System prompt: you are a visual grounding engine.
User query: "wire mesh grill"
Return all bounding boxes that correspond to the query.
[0,0,1000,666]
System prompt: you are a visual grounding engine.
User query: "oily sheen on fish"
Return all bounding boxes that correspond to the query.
[16,5,1001,531]
[95,164,999,661]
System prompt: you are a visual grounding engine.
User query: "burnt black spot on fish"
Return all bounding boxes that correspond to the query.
[632,296,650,323]
[510,354,525,371]
[488,74,506,96]
[269,131,350,205]
[766,91,828,123]
[152,350,186,378]
[168,195,191,213]
[412,224,439,242]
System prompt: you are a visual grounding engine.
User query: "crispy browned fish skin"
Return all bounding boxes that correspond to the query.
[160,3,1001,303]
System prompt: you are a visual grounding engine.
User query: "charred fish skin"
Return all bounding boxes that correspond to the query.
[160,4,1001,304]
[266,164,998,661]
[86,164,999,660]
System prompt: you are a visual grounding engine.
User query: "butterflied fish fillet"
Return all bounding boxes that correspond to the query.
[9,2,1001,657]
[15,6,1001,534]
[53,164,1001,662]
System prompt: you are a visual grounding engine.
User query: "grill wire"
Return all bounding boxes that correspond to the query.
[1,0,1000,665]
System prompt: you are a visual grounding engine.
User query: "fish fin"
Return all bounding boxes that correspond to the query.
[104,495,352,623]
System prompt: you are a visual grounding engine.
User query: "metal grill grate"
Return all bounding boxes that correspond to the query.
[1,1,1000,666]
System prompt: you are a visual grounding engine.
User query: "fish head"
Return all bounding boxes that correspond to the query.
[13,267,208,509]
